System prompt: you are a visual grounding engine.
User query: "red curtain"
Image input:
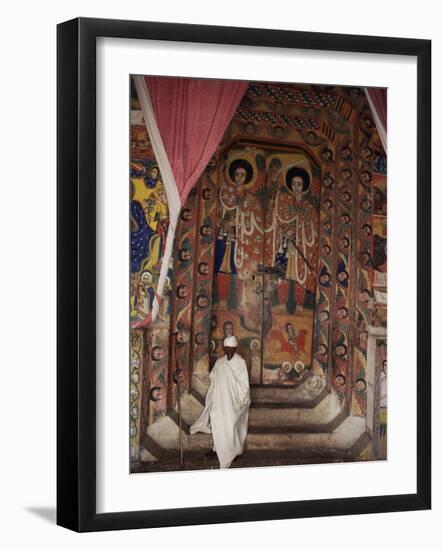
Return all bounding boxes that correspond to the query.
[365,88,387,152]
[145,76,249,203]
[366,88,387,131]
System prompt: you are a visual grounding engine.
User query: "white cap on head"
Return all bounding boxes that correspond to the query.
[223,336,238,348]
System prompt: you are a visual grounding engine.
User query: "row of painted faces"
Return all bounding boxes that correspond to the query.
[334,358,387,392]
[143,347,387,400]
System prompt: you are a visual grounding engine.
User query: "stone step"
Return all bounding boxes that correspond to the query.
[248,393,344,431]
[176,388,341,433]
[175,383,339,433]
[250,375,328,407]
[173,393,343,433]
[150,415,366,454]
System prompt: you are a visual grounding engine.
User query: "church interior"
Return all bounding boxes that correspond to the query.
[129,76,387,472]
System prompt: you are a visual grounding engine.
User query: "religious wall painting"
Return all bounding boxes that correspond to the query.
[147,326,170,423]
[129,330,144,461]
[190,172,218,382]
[351,347,368,417]
[375,339,388,459]
[129,160,171,326]
[128,77,388,472]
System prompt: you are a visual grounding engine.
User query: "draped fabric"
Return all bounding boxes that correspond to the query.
[365,88,387,153]
[131,76,248,328]
[190,353,251,468]
[145,76,249,204]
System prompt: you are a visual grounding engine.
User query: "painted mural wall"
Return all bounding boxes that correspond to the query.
[129,79,387,464]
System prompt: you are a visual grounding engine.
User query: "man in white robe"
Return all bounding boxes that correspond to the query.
[190,336,251,468]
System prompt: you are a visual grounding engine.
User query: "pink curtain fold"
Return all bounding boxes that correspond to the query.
[145,76,249,204]
[130,76,248,329]
[365,87,387,152]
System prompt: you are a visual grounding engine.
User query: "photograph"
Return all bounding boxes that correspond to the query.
[128,75,388,473]
[0,0,434,540]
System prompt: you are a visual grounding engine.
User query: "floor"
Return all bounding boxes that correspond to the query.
[131,442,377,473]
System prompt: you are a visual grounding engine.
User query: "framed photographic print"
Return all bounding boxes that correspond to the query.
[57,17,431,532]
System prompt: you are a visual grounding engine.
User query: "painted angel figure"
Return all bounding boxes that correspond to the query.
[274,166,318,295]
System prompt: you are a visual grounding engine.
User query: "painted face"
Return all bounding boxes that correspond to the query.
[174,369,184,385]
[141,272,152,286]
[250,339,260,352]
[361,224,372,236]
[179,249,191,262]
[223,322,234,337]
[336,345,346,357]
[322,149,333,161]
[322,244,331,255]
[338,271,349,282]
[177,286,188,299]
[335,375,345,387]
[355,378,367,392]
[286,324,295,337]
[198,262,209,275]
[361,253,370,264]
[151,347,165,361]
[150,166,159,179]
[362,147,373,159]
[181,208,192,221]
[197,295,210,309]
[195,332,207,345]
[341,214,351,225]
[341,147,352,159]
[319,311,329,322]
[224,346,237,360]
[320,273,331,285]
[149,386,163,401]
[292,176,304,194]
[340,237,350,249]
[200,225,213,237]
[234,167,247,186]
[337,307,349,320]
[202,188,213,200]
[317,344,327,356]
[360,171,371,184]
[323,176,334,188]
[382,360,387,374]
[177,330,190,344]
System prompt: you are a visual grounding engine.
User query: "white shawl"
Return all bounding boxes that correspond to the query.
[190,353,251,468]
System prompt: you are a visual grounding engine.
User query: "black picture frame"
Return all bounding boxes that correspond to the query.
[57,17,431,532]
